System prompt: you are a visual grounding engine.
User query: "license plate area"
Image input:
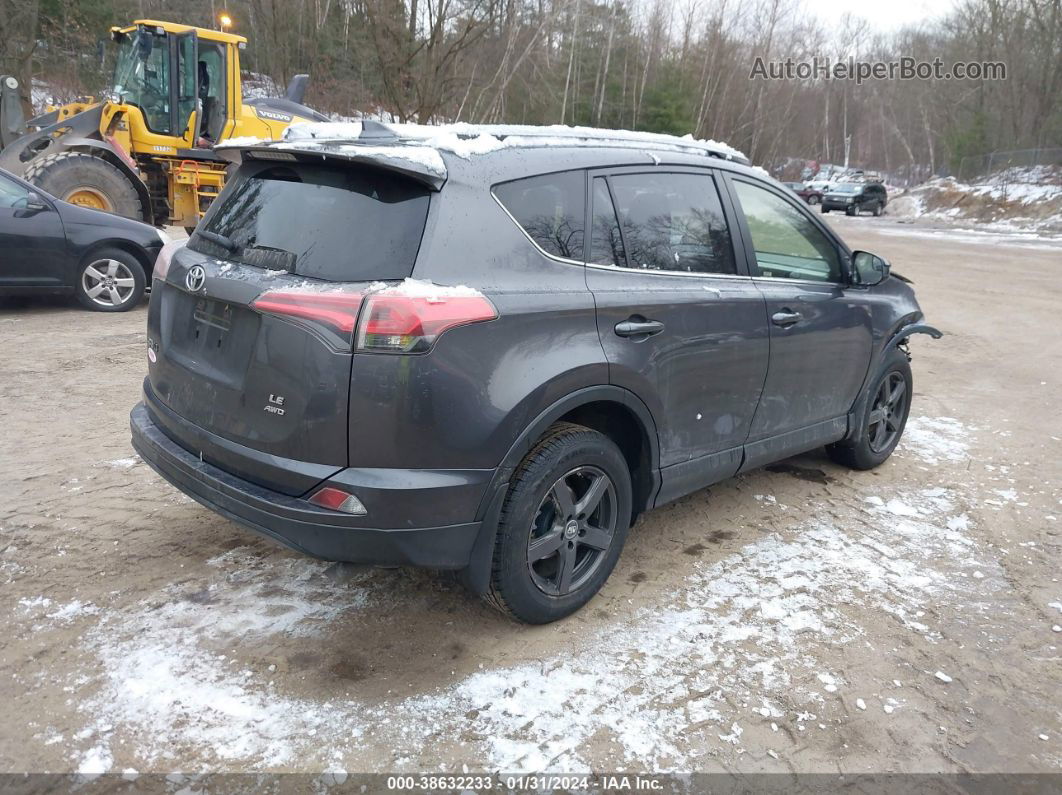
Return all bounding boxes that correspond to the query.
[193,298,233,336]
[168,294,259,389]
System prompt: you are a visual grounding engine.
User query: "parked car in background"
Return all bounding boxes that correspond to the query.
[130,123,939,624]
[783,181,823,205]
[0,167,165,311]
[821,182,889,216]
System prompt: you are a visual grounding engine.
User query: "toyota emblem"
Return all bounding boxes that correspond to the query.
[185,265,206,293]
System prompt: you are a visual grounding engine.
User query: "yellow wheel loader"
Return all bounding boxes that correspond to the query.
[0,20,327,229]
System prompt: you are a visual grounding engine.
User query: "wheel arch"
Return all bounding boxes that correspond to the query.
[842,318,942,442]
[461,385,662,595]
[77,238,154,277]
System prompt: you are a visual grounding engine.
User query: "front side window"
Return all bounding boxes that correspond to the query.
[494,171,585,260]
[112,28,172,134]
[732,180,841,282]
[0,174,30,209]
[607,172,736,274]
[191,162,430,282]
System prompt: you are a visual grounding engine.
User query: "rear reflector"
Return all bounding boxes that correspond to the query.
[307,486,367,515]
[250,290,365,350]
[356,292,497,354]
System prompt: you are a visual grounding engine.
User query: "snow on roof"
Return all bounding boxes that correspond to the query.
[215,121,752,189]
[280,120,750,164]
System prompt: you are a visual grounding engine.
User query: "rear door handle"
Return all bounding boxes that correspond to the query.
[771,310,802,328]
[615,318,665,338]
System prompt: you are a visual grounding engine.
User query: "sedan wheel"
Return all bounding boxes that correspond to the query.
[82,259,137,308]
[527,465,618,596]
[75,247,146,312]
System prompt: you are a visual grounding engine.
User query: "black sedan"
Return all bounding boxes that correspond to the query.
[0,167,165,311]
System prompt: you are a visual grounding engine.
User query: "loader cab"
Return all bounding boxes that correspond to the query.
[109,21,243,150]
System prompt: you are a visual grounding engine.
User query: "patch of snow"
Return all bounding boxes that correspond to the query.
[377,278,482,300]
[76,745,112,776]
[46,600,100,623]
[934,671,953,683]
[67,482,997,771]
[104,457,138,469]
[899,417,970,465]
[856,698,867,710]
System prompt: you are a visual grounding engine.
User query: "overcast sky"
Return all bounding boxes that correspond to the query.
[805,0,956,31]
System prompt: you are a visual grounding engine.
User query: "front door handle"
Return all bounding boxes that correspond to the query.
[615,318,665,338]
[771,310,802,328]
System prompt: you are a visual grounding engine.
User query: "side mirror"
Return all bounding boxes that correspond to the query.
[25,191,47,211]
[851,250,890,287]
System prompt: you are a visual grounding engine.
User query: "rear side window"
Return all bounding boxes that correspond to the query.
[191,162,430,282]
[607,172,736,274]
[494,171,585,260]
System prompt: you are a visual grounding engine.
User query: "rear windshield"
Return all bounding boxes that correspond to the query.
[190,161,430,282]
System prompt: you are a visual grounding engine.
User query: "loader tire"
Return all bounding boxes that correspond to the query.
[24,151,144,221]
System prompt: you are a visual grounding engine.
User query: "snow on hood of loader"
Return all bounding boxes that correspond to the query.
[215,122,750,188]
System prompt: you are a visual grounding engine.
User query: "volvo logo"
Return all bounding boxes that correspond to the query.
[185,265,206,293]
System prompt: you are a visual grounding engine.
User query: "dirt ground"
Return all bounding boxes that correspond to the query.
[0,215,1060,778]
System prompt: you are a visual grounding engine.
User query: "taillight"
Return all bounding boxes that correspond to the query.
[307,486,367,515]
[355,289,497,354]
[153,239,186,281]
[249,281,497,354]
[250,290,364,350]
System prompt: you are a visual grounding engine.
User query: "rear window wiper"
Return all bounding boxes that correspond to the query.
[197,229,239,252]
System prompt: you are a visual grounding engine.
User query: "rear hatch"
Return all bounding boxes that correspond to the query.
[146,159,431,495]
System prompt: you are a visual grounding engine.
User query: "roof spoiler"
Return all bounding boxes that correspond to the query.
[213,138,447,190]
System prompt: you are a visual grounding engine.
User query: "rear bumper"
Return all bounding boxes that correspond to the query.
[130,402,484,568]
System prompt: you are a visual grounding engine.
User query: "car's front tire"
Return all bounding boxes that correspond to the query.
[807,195,821,205]
[846,204,858,216]
[74,248,146,312]
[486,422,632,624]
[827,349,913,470]
[821,206,830,214]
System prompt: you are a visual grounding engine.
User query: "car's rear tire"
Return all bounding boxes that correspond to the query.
[74,247,146,312]
[827,349,912,470]
[873,202,884,216]
[807,195,820,205]
[24,151,144,221]
[485,422,632,624]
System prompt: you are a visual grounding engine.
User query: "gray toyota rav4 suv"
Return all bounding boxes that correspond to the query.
[130,122,940,623]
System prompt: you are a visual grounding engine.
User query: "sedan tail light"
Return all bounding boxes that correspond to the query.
[152,239,186,281]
